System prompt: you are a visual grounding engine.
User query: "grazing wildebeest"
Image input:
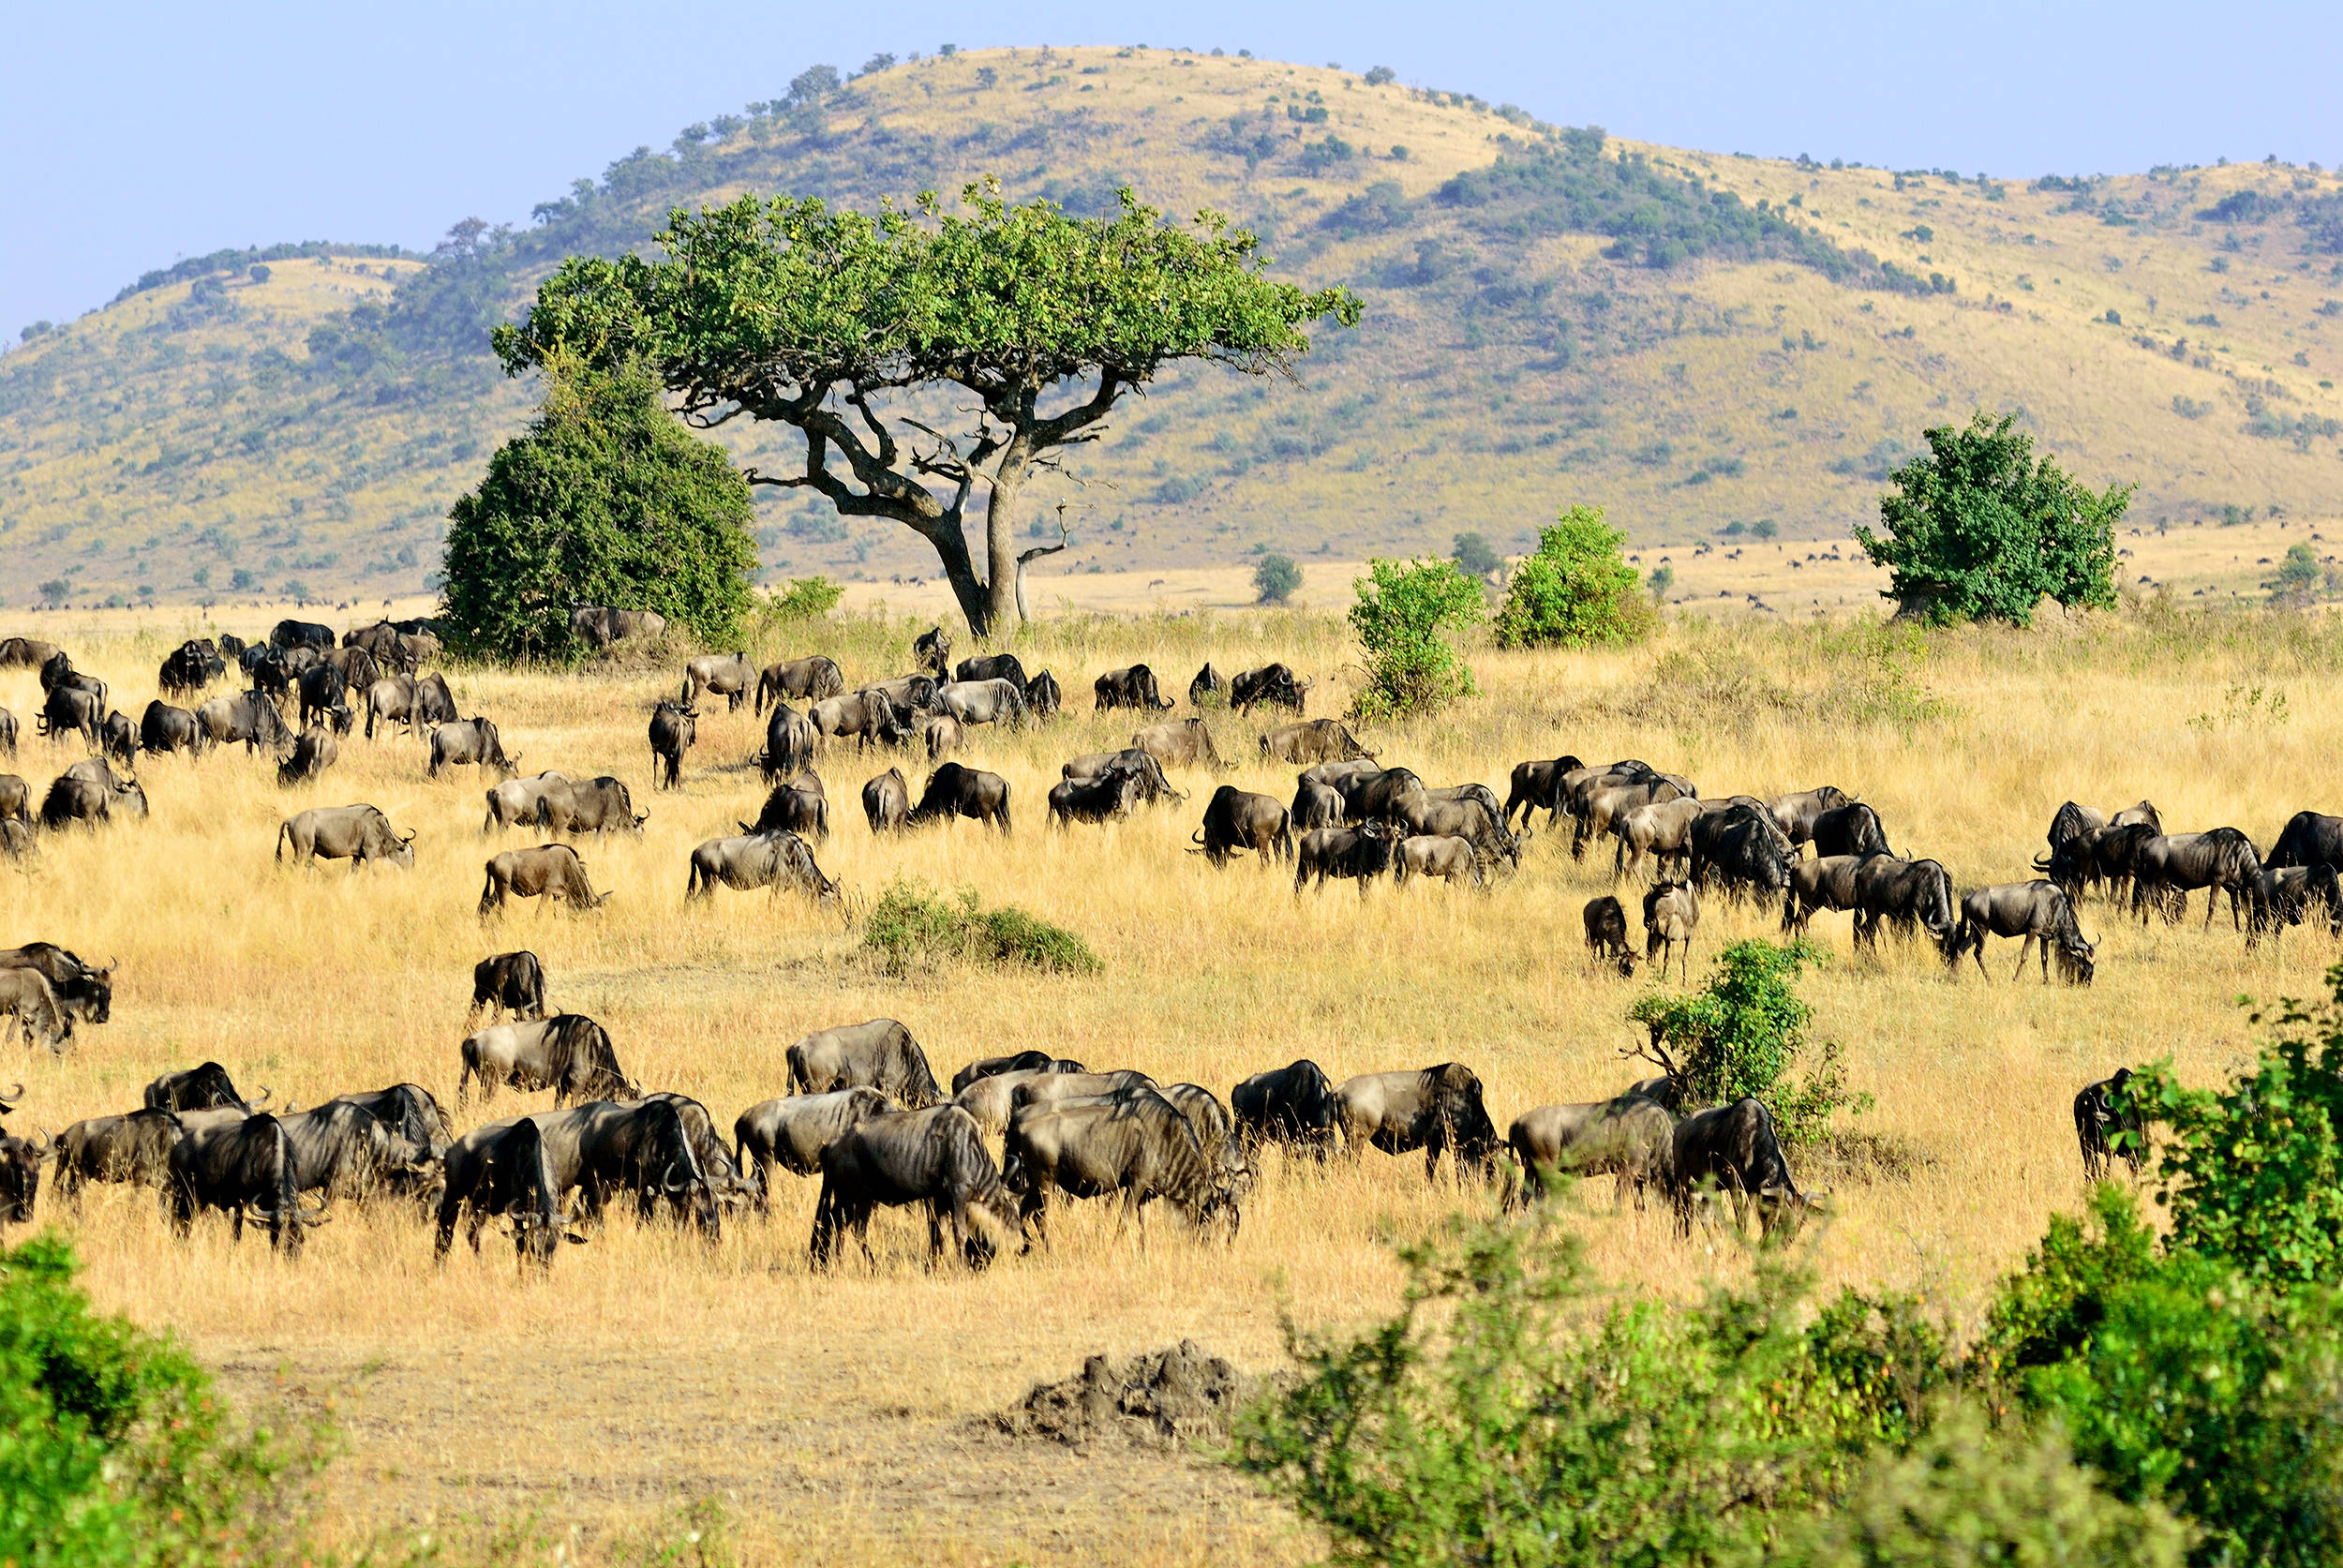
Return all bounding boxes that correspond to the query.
[1291,778,1345,830]
[1851,856,1957,950]
[1571,773,1692,859]
[810,1105,1022,1270]
[480,844,609,916]
[276,804,414,870]
[0,968,72,1053]
[276,726,338,786]
[140,699,210,758]
[0,708,16,758]
[865,674,944,716]
[0,1115,43,1227]
[954,652,1028,688]
[483,770,573,833]
[1193,784,1293,867]
[1643,880,1701,981]
[271,618,336,653]
[159,638,228,697]
[908,763,1011,831]
[1048,769,1140,828]
[37,683,105,748]
[1230,663,1307,715]
[276,1101,421,1199]
[457,1014,635,1106]
[0,636,64,670]
[445,1115,584,1269]
[470,951,547,1023]
[1133,717,1222,770]
[166,1113,317,1256]
[1024,670,1062,720]
[787,1019,941,1107]
[1231,1060,1340,1159]
[1006,1088,1236,1247]
[2129,828,2262,930]
[760,702,817,784]
[682,652,754,710]
[323,1083,454,1163]
[1188,663,1226,708]
[1614,796,1704,881]
[1951,882,2096,983]
[949,1053,1089,1095]
[1669,1098,1813,1241]
[1394,834,1484,889]
[647,699,696,790]
[569,605,668,650]
[429,716,518,781]
[919,714,963,762]
[2264,811,2343,874]
[0,774,23,826]
[1294,820,1397,894]
[939,678,1027,728]
[755,655,846,712]
[52,1109,183,1202]
[951,1070,1084,1137]
[197,689,294,754]
[810,689,912,749]
[1332,1064,1500,1182]
[324,643,381,697]
[2250,863,2343,945]
[295,663,348,733]
[1336,766,1428,827]
[1260,719,1372,766]
[911,625,953,678]
[144,1061,254,1113]
[1502,754,1588,832]
[1583,895,1636,974]
[734,1088,894,1208]
[97,709,138,769]
[1508,1096,1677,1209]
[685,829,840,903]
[39,771,147,829]
[1061,748,1183,803]
[745,771,830,841]
[1782,854,1877,934]
[0,814,28,861]
[2074,1068,2144,1181]
[1810,802,1891,859]
[1688,804,1794,902]
[544,775,645,837]
[1094,664,1173,711]
[1393,793,1521,874]
[862,768,909,832]
[1767,786,1852,849]
[363,673,455,739]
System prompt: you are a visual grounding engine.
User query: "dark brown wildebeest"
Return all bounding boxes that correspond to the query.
[324,1083,454,1163]
[862,768,909,832]
[166,1113,319,1256]
[755,655,846,712]
[97,709,137,769]
[1502,754,1588,832]
[271,618,336,653]
[685,829,840,903]
[1669,1098,1813,1241]
[1643,880,1701,981]
[810,689,912,749]
[432,1112,596,1268]
[954,652,1027,688]
[939,678,1027,728]
[1295,820,1396,895]
[276,804,415,870]
[1688,804,1794,903]
[1336,766,1428,827]
[647,699,695,790]
[296,663,347,733]
[909,763,1011,831]
[1061,748,1183,804]
[953,1069,1092,1137]
[911,625,952,678]
[430,716,518,781]
[1766,786,1852,849]
[1133,717,1221,770]
[569,605,669,650]
[0,774,24,825]
[2249,863,2343,945]
[1394,793,1519,874]
[457,1014,635,1106]
[760,702,817,784]
[39,771,147,829]
[140,699,210,758]
[1094,664,1173,711]
[865,674,944,716]
[1811,801,1891,859]
[483,771,573,833]
[1007,1071,1159,1119]
[0,968,72,1053]
[1572,771,1692,859]
[734,1088,894,1209]
[2263,810,2343,875]
[1048,770,1139,828]
[1851,856,1957,950]
[811,1105,1022,1271]
[198,689,293,754]
[323,643,381,696]
[144,1061,255,1113]
[1394,834,1484,889]
[2129,829,2262,930]
[0,708,16,758]
[543,776,644,837]
[682,652,754,710]
[745,771,830,841]
[787,1019,941,1107]
[159,638,228,697]
[1259,719,1373,767]
[1782,853,1877,934]
[0,1115,42,1227]
[276,726,338,786]
[469,951,547,1023]
[0,818,31,860]
[0,636,65,670]
[1189,663,1226,708]
[1583,895,1635,974]
[1193,784,1292,867]
[1006,1088,1237,1247]
[480,844,609,917]
[1231,1060,1339,1159]
[52,1109,182,1202]
[949,1052,1089,1095]
[1332,1064,1500,1183]
[1024,670,1062,720]
[2074,1068,2144,1181]
[37,684,104,749]
[1291,778,1344,830]
[39,654,108,709]
[1951,881,2096,983]
[1508,1096,1676,1209]
[276,1101,422,1199]
[1229,663,1307,715]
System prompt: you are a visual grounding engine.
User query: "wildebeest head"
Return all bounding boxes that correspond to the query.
[0,1126,46,1225]
[1426,1063,1499,1168]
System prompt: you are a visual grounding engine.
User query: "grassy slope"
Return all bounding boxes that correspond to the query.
[2,43,2340,606]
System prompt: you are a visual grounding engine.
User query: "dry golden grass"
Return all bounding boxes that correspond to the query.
[3,599,2339,1561]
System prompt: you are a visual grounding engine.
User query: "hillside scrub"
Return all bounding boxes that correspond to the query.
[1491,504,1655,650]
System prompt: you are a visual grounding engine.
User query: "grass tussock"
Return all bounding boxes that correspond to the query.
[862,878,1104,978]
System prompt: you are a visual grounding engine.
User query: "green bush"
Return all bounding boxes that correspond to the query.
[762,575,843,622]
[441,358,759,662]
[862,880,1101,977]
[1450,530,1500,577]
[1491,504,1655,649]
[1253,553,1303,605]
[1348,557,1485,719]
[1629,939,1871,1146]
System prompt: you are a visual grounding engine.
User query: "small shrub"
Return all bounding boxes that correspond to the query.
[1348,557,1485,719]
[1630,939,1871,1145]
[1752,518,1780,540]
[1253,553,1302,604]
[1491,504,1654,650]
[862,880,1100,977]
[762,575,843,621]
[1450,530,1500,577]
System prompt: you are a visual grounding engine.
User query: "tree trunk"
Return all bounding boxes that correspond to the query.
[980,443,1032,637]
[920,515,994,638]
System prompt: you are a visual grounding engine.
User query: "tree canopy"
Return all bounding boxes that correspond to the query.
[495,182,1360,635]
[1491,503,1654,648]
[1855,411,2128,626]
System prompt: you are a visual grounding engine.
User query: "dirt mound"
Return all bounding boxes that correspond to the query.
[994,1339,1246,1449]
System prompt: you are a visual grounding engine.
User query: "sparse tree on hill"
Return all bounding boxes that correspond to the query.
[1254,553,1302,604]
[495,182,1359,636]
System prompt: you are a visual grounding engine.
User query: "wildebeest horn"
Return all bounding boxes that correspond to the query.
[29,1128,52,1156]
[253,1085,274,1106]
[0,1083,23,1108]
[401,830,417,844]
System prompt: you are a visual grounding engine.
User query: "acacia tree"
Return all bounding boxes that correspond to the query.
[495,183,1359,635]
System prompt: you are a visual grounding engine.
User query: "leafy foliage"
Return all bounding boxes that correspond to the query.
[1854,411,2130,626]
[760,575,844,622]
[1347,557,1485,719]
[1629,939,1871,1145]
[862,879,1101,977]
[1491,504,1655,649]
[1253,553,1302,604]
[441,359,758,662]
[2268,542,2324,606]
[1449,530,1500,577]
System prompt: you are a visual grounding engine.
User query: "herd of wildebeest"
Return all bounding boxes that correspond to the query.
[0,607,2328,1269]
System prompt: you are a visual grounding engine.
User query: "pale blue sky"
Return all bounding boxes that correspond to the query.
[4,0,2336,337]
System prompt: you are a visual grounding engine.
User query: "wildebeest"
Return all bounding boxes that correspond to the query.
[1571,771,1693,859]
[1951,882,2096,983]
[745,771,830,841]
[0,708,15,758]
[1334,766,1427,827]
[1394,834,1484,889]
[2264,810,2343,875]
[322,1083,455,1164]
[682,652,754,710]
[159,638,228,697]
[734,1088,895,1208]
[810,1105,1022,1271]
[1669,1098,1812,1241]
[1688,804,1794,902]
[37,683,105,748]
[1767,786,1852,849]
[0,774,22,826]
[197,689,294,754]
[1260,719,1372,766]
[2074,1068,2144,1181]
[1229,663,1307,715]
[1048,769,1140,828]
[1332,1064,1500,1182]
[787,1019,941,1107]
[1583,895,1636,975]
[324,643,381,696]
[1782,854,1876,935]
[954,652,1028,688]
[864,674,945,716]
[276,726,338,786]
[1193,784,1292,867]
[1295,820,1396,894]
[444,1115,583,1269]
[569,605,669,650]
[457,1014,635,1106]
[430,716,518,781]
[144,1061,255,1113]
[0,636,65,670]
[470,950,547,1023]
[1851,856,1957,950]
[1231,1060,1339,1159]
[1024,670,1062,720]
[908,763,1011,831]
[38,771,147,829]
[1613,796,1704,881]
[1291,778,1344,829]
[1508,1096,1676,1208]
[363,673,456,739]
[140,699,210,758]
[1502,754,1588,832]
[1811,802,1891,860]
[949,1052,1090,1095]
[1134,717,1222,770]
[685,829,840,903]
[276,1101,420,1199]
[920,714,963,761]
[2129,829,2262,930]
[2250,863,2343,945]
[52,1109,182,1202]
[1643,881,1701,981]
[295,663,348,733]
[1094,664,1173,711]
[0,968,74,1053]
[912,625,953,678]
[755,655,846,712]
[97,709,138,769]
[760,702,818,783]
[1188,663,1226,708]
[1006,1087,1236,1246]
[271,618,336,653]
[810,689,912,749]
[647,699,695,789]
[483,770,573,832]
[480,844,609,916]
[862,768,909,832]
[276,803,414,870]
[939,678,1027,728]
[0,815,28,860]
[166,1113,317,1256]
[544,775,645,837]
[1061,748,1183,804]
[0,1113,42,1227]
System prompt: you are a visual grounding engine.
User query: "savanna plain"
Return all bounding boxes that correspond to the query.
[3,598,2336,1564]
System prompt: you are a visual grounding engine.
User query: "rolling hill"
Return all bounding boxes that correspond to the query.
[4,42,2342,608]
